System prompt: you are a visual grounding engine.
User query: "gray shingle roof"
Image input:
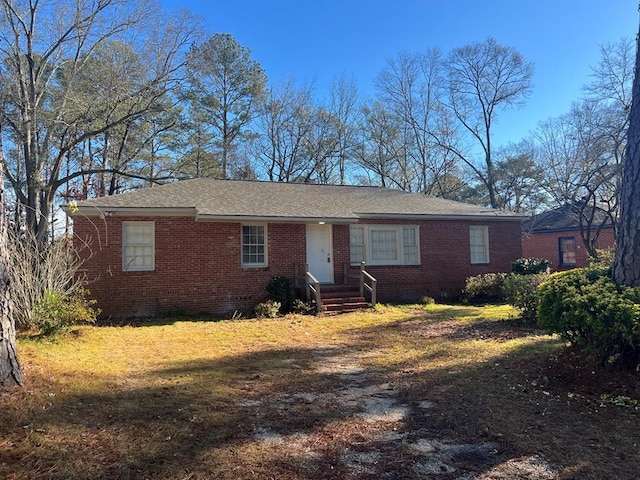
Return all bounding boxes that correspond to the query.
[69,178,523,221]
[522,203,613,233]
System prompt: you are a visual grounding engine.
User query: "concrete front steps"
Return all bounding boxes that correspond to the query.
[319,284,371,313]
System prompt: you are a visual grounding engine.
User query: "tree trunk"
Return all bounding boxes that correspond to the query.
[0,159,23,386]
[613,13,640,286]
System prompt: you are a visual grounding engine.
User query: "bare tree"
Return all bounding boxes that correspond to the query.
[534,100,619,260]
[535,102,612,205]
[328,74,359,184]
[254,79,316,182]
[375,48,461,195]
[253,78,342,183]
[354,100,407,188]
[0,0,196,248]
[443,37,534,208]
[304,106,340,184]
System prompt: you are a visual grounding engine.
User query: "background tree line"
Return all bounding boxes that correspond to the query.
[0,1,632,250]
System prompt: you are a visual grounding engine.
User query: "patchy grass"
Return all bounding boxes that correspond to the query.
[2,304,639,479]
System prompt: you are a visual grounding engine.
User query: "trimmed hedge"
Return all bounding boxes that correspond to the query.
[537,267,640,369]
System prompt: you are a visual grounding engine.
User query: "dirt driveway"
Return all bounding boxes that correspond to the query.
[233,317,561,479]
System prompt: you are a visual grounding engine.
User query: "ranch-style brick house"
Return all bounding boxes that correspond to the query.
[67,178,524,318]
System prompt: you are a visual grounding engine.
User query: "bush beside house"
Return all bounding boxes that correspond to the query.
[537,267,640,370]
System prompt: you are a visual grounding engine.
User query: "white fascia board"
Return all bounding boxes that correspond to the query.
[354,213,526,222]
[65,206,196,217]
[194,214,358,224]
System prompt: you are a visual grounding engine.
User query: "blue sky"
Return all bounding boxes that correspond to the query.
[160,0,637,147]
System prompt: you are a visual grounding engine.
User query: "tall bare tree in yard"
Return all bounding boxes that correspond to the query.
[613,12,640,286]
[355,100,406,188]
[375,49,461,195]
[0,0,195,248]
[328,74,359,184]
[443,37,534,209]
[254,78,340,183]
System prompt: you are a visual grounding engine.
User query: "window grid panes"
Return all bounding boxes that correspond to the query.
[242,225,266,266]
[469,226,489,264]
[403,227,418,265]
[350,225,419,266]
[559,237,576,266]
[123,222,154,271]
[370,229,398,261]
[350,226,366,264]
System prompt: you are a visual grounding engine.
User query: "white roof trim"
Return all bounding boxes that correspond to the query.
[355,213,526,221]
[194,214,357,224]
[66,206,196,217]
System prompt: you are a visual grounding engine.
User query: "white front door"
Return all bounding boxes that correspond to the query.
[306,224,333,283]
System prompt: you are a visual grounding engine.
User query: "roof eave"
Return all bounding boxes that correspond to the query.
[355,212,526,221]
[64,206,197,217]
[195,214,358,224]
[524,224,614,234]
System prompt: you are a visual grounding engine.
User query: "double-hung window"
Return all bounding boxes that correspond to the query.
[558,237,577,267]
[350,225,419,266]
[350,226,366,264]
[469,225,489,264]
[242,224,267,267]
[122,221,155,271]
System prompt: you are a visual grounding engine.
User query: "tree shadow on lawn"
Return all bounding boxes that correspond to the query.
[96,312,227,328]
[350,313,640,479]
[4,313,640,479]
[5,345,390,480]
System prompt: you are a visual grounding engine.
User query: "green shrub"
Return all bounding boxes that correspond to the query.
[33,288,100,335]
[420,296,436,306]
[265,274,292,313]
[588,247,615,269]
[463,273,507,303]
[255,300,281,319]
[537,267,640,369]
[291,299,317,315]
[511,257,550,275]
[503,273,548,324]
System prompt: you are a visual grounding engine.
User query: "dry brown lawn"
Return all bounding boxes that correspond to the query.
[1,303,639,479]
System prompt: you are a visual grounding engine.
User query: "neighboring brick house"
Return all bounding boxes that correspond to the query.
[522,204,615,270]
[66,178,523,318]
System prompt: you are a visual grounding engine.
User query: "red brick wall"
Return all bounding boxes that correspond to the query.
[522,228,615,270]
[335,219,522,303]
[73,216,307,318]
[73,216,522,318]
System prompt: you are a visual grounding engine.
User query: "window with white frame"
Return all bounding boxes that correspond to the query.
[242,224,267,267]
[469,225,489,264]
[122,222,155,271]
[349,224,419,266]
[350,225,366,264]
